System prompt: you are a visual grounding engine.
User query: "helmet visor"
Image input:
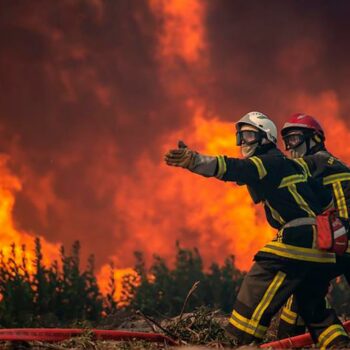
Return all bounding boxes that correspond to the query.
[236,130,261,146]
[283,132,305,150]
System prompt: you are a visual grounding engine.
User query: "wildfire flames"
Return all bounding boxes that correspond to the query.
[1,0,350,299]
[0,155,59,269]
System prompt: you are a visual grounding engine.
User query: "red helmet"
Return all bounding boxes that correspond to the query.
[281,113,325,139]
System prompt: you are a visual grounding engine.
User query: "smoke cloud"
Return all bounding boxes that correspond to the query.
[1,0,350,272]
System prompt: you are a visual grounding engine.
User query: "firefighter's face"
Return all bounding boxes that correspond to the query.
[238,124,260,158]
[283,130,307,158]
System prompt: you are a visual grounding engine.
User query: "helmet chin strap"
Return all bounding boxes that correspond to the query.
[290,139,317,158]
[241,143,258,158]
[240,137,270,158]
[290,144,306,158]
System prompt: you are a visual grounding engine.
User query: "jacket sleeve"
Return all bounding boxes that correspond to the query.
[216,155,268,185]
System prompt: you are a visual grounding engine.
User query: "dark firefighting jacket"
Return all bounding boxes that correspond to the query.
[215,147,335,263]
[294,149,350,252]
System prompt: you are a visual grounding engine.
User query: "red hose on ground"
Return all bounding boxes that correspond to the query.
[260,320,350,348]
[0,328,177,345]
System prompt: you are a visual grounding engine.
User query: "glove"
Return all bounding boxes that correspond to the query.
[164,141,219,177]
[164,140,196,169]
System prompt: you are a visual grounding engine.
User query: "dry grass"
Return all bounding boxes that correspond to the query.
[0,307,238,349]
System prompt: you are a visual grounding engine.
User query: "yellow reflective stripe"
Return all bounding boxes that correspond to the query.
[323,173,350,185]
[280,308,297,325]
[286,295,293,309]
[288,183,316,217]
[265,200,286,225]
[332,182,348,219]
[293,158,311,177]
[321,332,347,350]
[260,242,336,263]
[252,271,286,326]
[281,306,298,322]
[215,155,227,179]
[230,272,285,339]
[279,174,307,188]
[249,156,267,180]
[229,310,267,339]
[318,324,348,350]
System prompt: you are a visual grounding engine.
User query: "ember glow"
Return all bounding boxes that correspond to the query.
[1,1,350,297]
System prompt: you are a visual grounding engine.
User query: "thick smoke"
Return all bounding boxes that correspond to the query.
[1,0,350,269]
[205,0,350,128]
[0,0,192,266]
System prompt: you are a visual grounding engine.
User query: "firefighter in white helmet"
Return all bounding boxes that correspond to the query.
[164,111,349,348]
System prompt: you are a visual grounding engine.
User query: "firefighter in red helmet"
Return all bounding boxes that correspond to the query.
[164,111,349,348]
[278,113,350,339]
[282,113,326,158]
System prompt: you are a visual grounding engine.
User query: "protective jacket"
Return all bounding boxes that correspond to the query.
[278,148,350,339]
[296,150,350,227]
[216,146,335,263]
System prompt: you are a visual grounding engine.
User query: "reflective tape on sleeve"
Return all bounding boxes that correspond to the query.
[249,156,267,180]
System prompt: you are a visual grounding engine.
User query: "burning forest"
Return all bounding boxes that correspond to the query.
[1,0,350,348]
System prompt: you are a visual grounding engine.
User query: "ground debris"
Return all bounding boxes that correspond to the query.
[162,306,236,348]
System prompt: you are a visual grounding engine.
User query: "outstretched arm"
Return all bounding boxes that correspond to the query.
[164,141,219,177]
[164,141,266,184]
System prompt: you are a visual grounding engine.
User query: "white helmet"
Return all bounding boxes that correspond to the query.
[236,111,277,144]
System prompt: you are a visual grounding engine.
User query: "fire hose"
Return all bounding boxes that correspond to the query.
[260,320,350,349]
[0,328,177,345]
[1,320,350,348]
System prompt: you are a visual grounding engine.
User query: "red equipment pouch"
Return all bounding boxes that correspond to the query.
[316,212,333,250]
[316,209,348,255]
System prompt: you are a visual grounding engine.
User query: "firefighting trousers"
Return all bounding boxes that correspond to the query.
[278,253,350,339]
[225,258,349,349]
[277,294,308,338]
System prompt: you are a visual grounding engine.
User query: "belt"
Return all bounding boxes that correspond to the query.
[283,217,316,229]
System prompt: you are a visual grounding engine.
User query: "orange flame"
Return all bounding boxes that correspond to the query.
[0,154,59,270]
[101,110,274,279]
[3,1,350,304]
[96,0,274,294]
[97,265,136,302]
[149,0,206,63]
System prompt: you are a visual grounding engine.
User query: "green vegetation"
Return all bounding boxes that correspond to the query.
[0,238,349,329]
[121,242,245,316]
[0,238,103,327]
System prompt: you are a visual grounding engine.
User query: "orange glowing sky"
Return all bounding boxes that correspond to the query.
[1,0,350,294]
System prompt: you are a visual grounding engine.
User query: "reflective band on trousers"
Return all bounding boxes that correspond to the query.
[229,271,285,339]
[229,311,267,339]
[318,324,349,350]
[280,306,298,325]
[251,271,286,325]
